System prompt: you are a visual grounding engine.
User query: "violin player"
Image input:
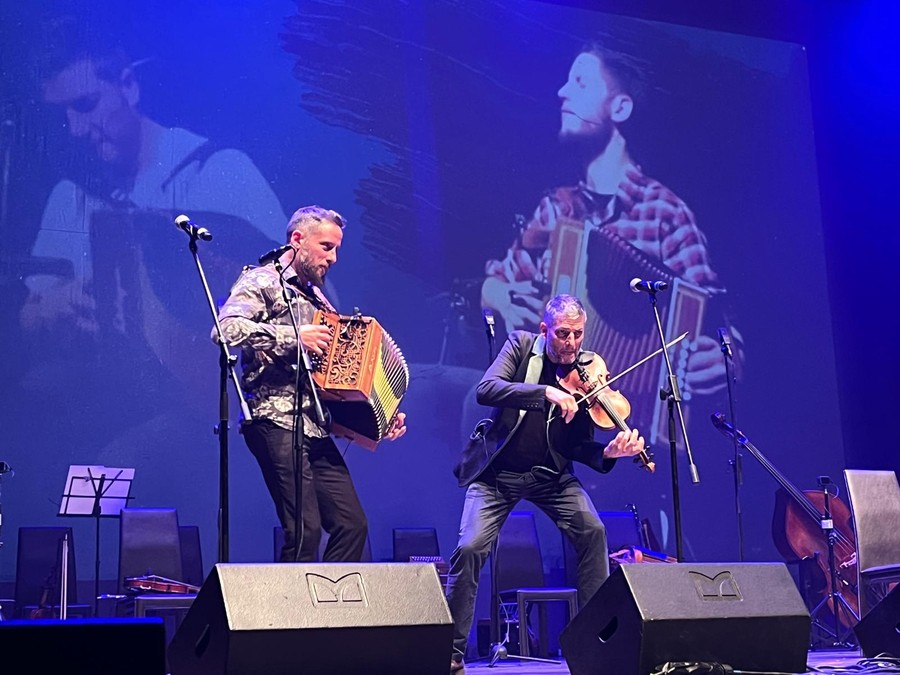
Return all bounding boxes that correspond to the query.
[446,293,646,674]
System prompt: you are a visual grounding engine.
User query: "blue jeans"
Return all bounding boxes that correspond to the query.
[445,468,609,662]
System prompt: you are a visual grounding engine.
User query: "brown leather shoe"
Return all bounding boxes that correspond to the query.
[450,658,465,674]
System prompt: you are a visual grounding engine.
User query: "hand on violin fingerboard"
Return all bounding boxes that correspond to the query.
[603,428,647,459]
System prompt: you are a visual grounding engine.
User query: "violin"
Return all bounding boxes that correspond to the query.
[557,353,656,473]
[124,574,200,594]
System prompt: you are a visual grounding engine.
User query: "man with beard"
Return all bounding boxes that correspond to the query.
[22,17,286,344]
[15,17,287,566]
[19,17,287,450]
[481,45,738,400]
[446,294,646,673]
[216,206,407,563]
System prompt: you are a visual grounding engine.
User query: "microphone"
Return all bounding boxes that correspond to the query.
[174,214,212,241]
[482,308,495,340]
[629,277,669,294]
[563,108,604,126]
[717,327,733,359]
[258,244,293,266]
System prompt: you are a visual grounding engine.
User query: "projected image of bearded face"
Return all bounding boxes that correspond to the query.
[557,52,616,150]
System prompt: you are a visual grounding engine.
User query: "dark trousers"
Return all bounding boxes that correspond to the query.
[445,469,608,663]
[242,419,368,562]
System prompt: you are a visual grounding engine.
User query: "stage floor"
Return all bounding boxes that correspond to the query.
[461,649,871,674]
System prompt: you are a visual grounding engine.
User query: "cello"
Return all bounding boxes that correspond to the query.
[711,412,859,630]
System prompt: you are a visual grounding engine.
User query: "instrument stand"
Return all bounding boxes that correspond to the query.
[809,476,858,650]
[179,221,252,564]
[488,599,560,667]
[718,328,745,561]
[644,289,700,562]
[59,465,134,617]
[59,530,70,620]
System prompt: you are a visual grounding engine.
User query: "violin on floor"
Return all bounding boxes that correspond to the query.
[124,574,200,594]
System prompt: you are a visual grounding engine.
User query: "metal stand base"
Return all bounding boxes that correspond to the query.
[809,591,858,650]
[488,643,560,667]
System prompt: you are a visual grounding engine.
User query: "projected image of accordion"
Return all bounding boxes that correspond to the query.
[547,221,709,448]
[311,310,410,450]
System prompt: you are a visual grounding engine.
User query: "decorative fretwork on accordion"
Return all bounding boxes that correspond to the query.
[311,310,410,450]
[547,221,709,447]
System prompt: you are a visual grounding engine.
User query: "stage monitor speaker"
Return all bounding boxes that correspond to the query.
[854,583,900,657]
[560,562,810,675]
[0,617,166,675]
[168,562,453,675]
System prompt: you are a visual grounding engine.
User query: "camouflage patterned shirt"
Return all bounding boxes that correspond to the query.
[215,263,334,437]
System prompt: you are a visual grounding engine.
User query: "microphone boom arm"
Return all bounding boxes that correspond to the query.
[570,331,689,408]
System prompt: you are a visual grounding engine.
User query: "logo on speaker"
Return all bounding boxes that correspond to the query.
[688,570,743,601]
[306,572,368,607]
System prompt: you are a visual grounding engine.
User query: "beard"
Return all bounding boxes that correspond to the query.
[297,256,326,287]
[558,117,614,164]
[547,345,577,365]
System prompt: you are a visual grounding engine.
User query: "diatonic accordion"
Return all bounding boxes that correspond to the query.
[311,310,410,450]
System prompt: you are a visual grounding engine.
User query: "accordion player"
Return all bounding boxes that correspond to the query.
[310,309,410,450]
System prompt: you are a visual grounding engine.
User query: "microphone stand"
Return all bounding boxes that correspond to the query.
[273,258,327,563]
[480,312,558,666]
[482,310,503,649]
[180,220,252,563]
[718,328,744,561]
[809,475,858,648]
[642,289,699,562]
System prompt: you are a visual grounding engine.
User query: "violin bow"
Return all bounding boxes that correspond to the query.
[568,331,690,409]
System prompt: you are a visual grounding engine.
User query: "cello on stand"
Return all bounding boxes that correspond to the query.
[710,413,859,648]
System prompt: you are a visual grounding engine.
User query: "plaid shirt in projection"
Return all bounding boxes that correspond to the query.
[486,163,719,293]
[216,263,334,438]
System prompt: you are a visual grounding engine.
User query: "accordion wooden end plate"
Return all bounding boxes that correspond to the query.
[311,310,410,450]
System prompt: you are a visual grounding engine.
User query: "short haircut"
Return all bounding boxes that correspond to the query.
[580,43,647,102]
[285,205,346,241]
[36,15,133,83]
[544,294,586,327]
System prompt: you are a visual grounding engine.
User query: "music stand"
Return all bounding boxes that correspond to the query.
[59,465,135,616]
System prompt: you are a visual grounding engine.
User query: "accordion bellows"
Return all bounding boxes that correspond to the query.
[311,310,410,450]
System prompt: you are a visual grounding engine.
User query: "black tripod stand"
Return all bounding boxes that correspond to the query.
[488,601,559,667]
[809,475,858,649]
[176,214,251,563]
